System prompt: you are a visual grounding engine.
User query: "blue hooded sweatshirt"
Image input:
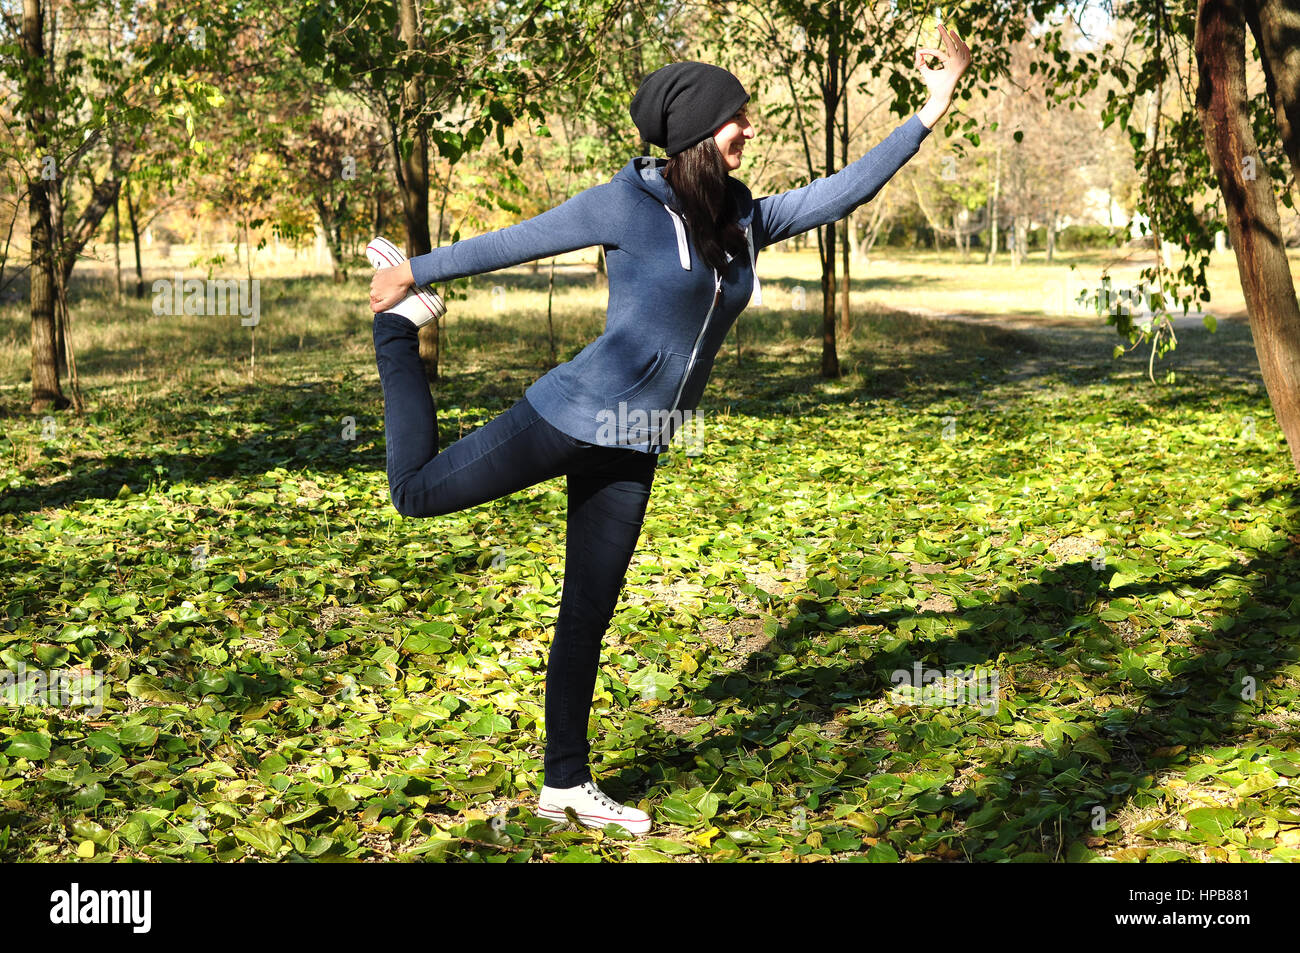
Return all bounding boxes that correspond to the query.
[408,113,932,453]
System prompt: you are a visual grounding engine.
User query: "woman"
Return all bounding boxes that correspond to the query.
[368,30,971,837]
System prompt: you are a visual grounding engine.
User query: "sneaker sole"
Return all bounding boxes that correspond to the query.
[365,237,446,321]
[537,805,652,835]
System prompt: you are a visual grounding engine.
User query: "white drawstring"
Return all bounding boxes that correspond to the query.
[662,204,762,307]
[746,223,763,306]
[664,204,691,270]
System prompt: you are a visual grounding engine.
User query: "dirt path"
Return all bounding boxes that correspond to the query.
[889,301,1263,385]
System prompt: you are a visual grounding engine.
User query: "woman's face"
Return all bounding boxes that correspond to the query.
[713,105,756,171]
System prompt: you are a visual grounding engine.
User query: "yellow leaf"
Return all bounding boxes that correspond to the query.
[806,830,823,848]
[693,826,720,847]
[77,839,95,858]
[1111,847,1148,862]
[842,812,880,835]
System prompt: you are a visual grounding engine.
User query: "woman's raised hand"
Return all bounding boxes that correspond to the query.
[915,24,971,108]
[370,261,415,314]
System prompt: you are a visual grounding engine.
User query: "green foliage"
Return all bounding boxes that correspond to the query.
[0,269,1296,863]
[293,0,626,168]
[1048,226,1129,252]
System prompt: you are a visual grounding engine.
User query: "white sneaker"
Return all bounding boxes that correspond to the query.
[366,236,446,328]
[537,780,652,836]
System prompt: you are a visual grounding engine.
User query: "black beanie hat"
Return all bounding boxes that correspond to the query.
[630,61,750,157]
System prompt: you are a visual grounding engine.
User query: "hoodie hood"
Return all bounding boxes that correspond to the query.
[615,155,755,226]
[613,156,762,305]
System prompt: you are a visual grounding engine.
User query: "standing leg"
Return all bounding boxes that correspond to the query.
[543,448,659,789]
[372,312,576,516]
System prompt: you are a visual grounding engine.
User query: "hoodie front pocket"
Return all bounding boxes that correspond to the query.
[608,349,668,404]
[591,350,693,444]
[616,351,691,415]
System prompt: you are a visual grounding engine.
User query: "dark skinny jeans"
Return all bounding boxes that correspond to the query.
[372,312,658,788]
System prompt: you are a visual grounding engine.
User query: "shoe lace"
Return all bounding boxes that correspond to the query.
[583,782,624,816]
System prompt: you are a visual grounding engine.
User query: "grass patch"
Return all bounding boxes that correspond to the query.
[0,251,1297,862]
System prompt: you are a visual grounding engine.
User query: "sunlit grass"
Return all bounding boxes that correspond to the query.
[0,243,1296,862]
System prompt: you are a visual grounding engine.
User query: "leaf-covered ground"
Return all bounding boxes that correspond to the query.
[2,261,1299,862]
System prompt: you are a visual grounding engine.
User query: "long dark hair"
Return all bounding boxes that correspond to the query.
[662,137,748,274]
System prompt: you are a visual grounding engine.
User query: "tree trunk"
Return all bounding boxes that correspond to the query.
[29,181,65,411]
[112,186,122,301]
[43,0,66,378]
[334,197,348,282]
[22,0,66,411]
[28,161,65,410]
[59,153,124,288]
[839,84,851,342]
[1197,0,1300,471]
[47,155,122,377]
[1046,203,1057,263]
[0,199,19,292]
[49,173,66,378]
[986,102,1002,263]
[1013,213,1028,268]
[1244,0,1300,182]
[397,0,438,382]
[435,168,450,248]
[242,211,253,285]
[314,195,348,283]
[820,11,840,379]
[124,173,145,298]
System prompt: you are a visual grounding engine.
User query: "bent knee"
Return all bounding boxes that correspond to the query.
[390,485,427,518]
[390,482,452,519]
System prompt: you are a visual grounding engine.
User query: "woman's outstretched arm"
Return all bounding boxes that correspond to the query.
[752,26,970,250]
[410,182,626,288]
[751,114,934,249]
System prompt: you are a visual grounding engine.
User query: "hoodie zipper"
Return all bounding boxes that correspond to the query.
[652,196,753,449]
[656,265,721,447]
